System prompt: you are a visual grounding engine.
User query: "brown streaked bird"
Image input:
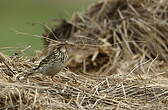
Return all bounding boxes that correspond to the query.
[33,44,69,79]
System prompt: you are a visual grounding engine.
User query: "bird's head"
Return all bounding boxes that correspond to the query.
[54,43,67,53]
[59,46,67,53]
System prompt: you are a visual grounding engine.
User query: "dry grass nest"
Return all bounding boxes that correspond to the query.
[1,0,168,109]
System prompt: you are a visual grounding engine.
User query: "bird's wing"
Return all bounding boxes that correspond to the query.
[34,51,60,70]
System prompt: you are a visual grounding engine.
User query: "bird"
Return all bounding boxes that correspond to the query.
[33,44,69,80]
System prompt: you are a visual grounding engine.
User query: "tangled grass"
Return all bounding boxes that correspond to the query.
[0,0,168,109]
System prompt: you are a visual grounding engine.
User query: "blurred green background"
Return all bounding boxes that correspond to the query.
[0,0,94,55]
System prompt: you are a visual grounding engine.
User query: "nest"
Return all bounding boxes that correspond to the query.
[0,0,168,109]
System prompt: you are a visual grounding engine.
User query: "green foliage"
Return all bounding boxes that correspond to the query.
[0,0,92,55]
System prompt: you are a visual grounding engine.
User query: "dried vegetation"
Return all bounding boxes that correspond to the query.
[1,0,168,109]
